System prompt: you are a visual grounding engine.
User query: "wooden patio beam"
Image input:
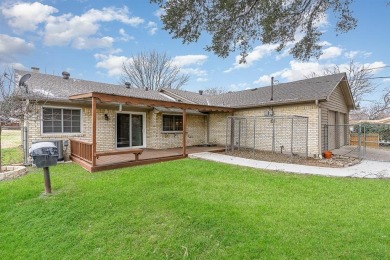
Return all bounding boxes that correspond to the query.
[69,92,234,112]
[91,96,97,166]
[182,109,187,156]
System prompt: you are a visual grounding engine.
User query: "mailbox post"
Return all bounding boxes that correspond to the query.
[29,142,59,194]
[43,167,52,194]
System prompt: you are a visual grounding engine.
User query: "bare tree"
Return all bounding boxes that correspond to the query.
[121,51,190,90]
[366,88,390,120]
[307,60,390,120]
[308,60,376,104]
[0,68,41,171]
[203,86,227,95]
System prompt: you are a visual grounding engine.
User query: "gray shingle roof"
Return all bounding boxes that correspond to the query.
[162,73,348,108]
[15,69,350,109]
[15,69,175,103]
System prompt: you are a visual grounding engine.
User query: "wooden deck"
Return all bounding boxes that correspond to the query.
[71,146,225,172]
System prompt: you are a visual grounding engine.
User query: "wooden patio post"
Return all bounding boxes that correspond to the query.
[182,108,187,157]
[91,97,97,166]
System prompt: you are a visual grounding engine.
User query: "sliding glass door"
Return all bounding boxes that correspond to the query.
[116,113,145,148]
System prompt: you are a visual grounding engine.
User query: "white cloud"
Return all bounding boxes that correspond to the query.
[344,51,359,59]
[319,46,343,60]
[229,82,249,91]
[43,7,143,47]
[362,61,386,71]
[72,36,114,49]
[224,44,278,72]
[10,62,28,70]
[180,68,207,76]
[253,75,272,85]
[344,50,372,59]
[145,21,157,35]
[255,60,387,85]
[255,61,335,83]
[313,13,329,29]
[154,8,165,18]
[1,2,58,32]
[2,2,144,50]
[276,61,335,81]
[0,34,34,63]
[95,54,130,76]
[118,28,134,42]
[171,55,208,67]
[196,77,208,82]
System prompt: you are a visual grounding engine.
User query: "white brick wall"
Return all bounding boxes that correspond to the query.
[27,102,320,159]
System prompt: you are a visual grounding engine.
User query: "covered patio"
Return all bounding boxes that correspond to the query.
[68,92,232,172]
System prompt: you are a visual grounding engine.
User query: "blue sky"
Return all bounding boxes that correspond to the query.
[0,0,389,100]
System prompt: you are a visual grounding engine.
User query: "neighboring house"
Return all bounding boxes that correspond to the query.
[15,68,354,171]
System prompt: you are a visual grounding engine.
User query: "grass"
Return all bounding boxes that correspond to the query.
[1,129,23,166]
[1,159,390,259]
[1,147,24,165]
[1,129,21,148]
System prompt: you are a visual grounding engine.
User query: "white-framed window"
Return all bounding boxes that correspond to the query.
[162,114,183,132]
[42,107,82,134]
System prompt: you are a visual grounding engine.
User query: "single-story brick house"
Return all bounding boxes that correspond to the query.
[15,68,354,171]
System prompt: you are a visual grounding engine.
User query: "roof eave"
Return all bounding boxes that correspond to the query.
[69,92,233,112]
[231,98,328,109]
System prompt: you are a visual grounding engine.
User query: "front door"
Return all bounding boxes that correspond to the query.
[116,113,145,148]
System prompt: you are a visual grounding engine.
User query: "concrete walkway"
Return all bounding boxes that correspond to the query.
[189,152,390,179]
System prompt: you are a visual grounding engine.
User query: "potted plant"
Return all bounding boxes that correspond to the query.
[323,150,332,159]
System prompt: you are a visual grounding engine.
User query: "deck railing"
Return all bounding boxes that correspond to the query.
[70,138,93,163]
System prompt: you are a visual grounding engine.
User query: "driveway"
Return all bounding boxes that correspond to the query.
[332,145,390,162]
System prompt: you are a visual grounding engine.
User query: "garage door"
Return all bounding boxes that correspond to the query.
[328,111,336,150]
[339,113,346,146]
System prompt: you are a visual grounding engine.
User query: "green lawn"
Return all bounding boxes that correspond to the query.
[1,159,389,259]
[1,129,21,148]
[1,147,24,165]
[1,129,23,165]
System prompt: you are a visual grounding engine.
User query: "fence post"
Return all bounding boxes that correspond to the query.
[358,124,361,159]
[363,125,366,159]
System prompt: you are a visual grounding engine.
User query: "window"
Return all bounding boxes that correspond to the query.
[42,107,81,133]
[163,115,183,132]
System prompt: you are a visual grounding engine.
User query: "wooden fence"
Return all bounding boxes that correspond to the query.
[349,133,379,148]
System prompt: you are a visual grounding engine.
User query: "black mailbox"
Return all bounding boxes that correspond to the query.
[29,142,59,168]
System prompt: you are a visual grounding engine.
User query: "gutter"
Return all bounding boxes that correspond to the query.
[231,97,328,109]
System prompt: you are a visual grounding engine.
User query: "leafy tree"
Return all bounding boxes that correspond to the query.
[151,0,357,61]
[121,51,189,90]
